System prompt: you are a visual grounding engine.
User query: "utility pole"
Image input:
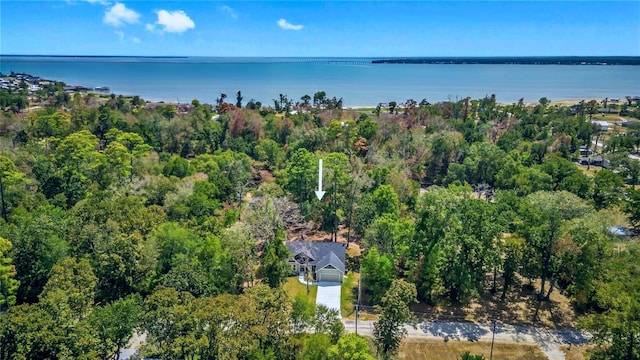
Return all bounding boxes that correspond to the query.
[489,319,496,360]
[356,264,362,334]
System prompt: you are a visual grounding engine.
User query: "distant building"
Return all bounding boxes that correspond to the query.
[579,146,593,156]
[591,120,610,131]
[578,155,610,169]
[598,108,618,115]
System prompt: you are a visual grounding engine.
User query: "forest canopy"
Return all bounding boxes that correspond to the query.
[0,85,639,359]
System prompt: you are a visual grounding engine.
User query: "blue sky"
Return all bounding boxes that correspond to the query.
[2,1,639,56]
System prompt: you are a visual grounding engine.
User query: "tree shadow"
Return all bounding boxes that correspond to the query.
[554,328,593,345]
[419,321,489,342]
[411,274,579,329]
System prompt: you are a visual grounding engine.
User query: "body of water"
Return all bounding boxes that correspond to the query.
[1,56,638,106]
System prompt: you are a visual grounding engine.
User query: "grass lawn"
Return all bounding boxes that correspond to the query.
[341,271,358,318]
[398,339,547,360]
[283,276,317,306]
[560,344,594,360]
[341,271,378,320]
[575,164,599,178]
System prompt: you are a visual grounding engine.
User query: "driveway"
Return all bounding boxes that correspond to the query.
[316,282,341,317]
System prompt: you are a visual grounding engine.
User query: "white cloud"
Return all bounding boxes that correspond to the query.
[84,0,110,5]
[104,2,140,27]
[66,0,111,5]
[114,30,125,40]
[219,5,237,19]
[153,9,195,33]
[277,18,303,31]
[132,37,141,44]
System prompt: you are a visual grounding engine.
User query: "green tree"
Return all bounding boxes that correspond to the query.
[254,138,285,171]
[561,212,613,310]
[426,131,464,183]
[323,152,354,239]
[31,257,99,359]
[518,191,592,302]
[372,184,400,218]
[463,142,506,186]
[190,294,235,360]
[105,130,153,181]
[0,302,62,360]
[284,148,317,205]
[153,222,202,275]
[8,205,69,303]
[0,236,19,311]
[513,167,553,196]
[312,305,344,343]
[593,169,624,209]
[536,155,576,187]
[373,279,417,359]
[229,285,294,359]
[40,257,97,319]
[141,287,198,360]
[161,260,213,297]
[301,334,332,360]
[104,141,133,185]
[92,231,157,303]
[27,109,71,138]
[625,188,640,232]
[259,229,290,288]
[410,189,502,303]
[558,171,593,199]
[53,130,106,205]
[409,187,457,302]
[364,213,413,257]
[361,246,394,304]
[328,333,375,360]
[163,155,193,178]
[500,235,524,300]
[388,101,397,114]
[90,295,141,360]
[579,246,640,360]
[0,155,28,222]
[291,292,315,333]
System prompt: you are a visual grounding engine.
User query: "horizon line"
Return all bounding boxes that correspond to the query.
[2,54,640,59]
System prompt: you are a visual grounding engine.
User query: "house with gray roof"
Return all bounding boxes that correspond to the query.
[285,241,346,283]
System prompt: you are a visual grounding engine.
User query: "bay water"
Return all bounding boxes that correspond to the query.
[1,56,638,106]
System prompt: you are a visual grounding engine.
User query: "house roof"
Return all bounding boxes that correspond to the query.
[316,252,346,273]
[286,241,346,271]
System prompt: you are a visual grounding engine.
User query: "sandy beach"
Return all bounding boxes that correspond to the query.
[548,98,605,106]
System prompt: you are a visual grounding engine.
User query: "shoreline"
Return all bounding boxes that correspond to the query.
[134,98,611,111]
[4,71,631,111]
[326,98,611,110]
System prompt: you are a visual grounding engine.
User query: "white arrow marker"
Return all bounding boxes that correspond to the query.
[315,158,325,200]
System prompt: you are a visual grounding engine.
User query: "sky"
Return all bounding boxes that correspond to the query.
[1,1,639,57]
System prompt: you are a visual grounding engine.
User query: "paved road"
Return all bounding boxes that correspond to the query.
[316,282,342,316]
[343,320,591,360]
